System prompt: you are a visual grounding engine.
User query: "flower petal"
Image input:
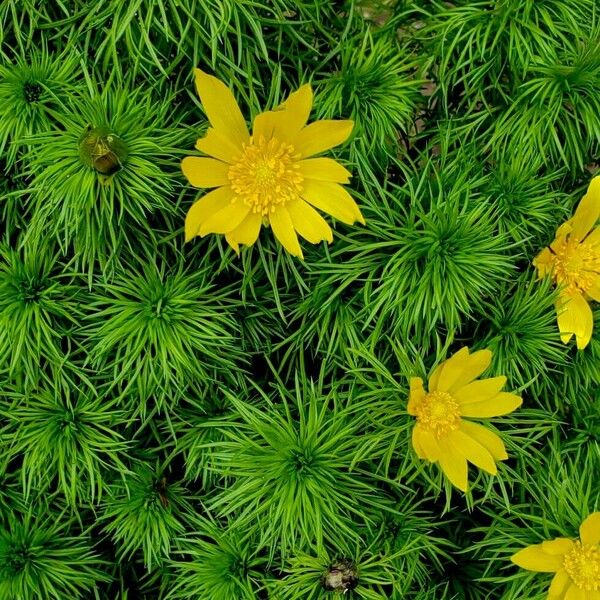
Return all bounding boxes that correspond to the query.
[459,392,522,418]
[301,180,364,225]
[292,120,354,158]
[571,176,600,241]
[556,292,594,349]
[459,421,508,461]
[225,212,263,254]
[198,200,250,236]
[511,544,564,572]
[448,429,497,475]
[195,127,242,163]
[194,69,249,147]
[564,584,586,600]
[429,349,470,392]
[407,377,425,416]
[453,376,507,405]
[278,84,313,133]
[412,426,426,459]
[548,570,571,599]
[286,198,333,244]
[181,157,230,188]
[185,186,234,242]
[269,207,303,258]
[533,246,555,278]
[586,275,600,302]
[437,348,492,393]
[438,441,469,491]
[417,427,442,462]
[579,512,600,546]
[298,158,351,183]
[542,539,574,555]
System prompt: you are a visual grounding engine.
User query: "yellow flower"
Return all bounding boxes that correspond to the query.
[533,176,600,350]
[407,347,522,492]
[511,512,600,600]
[181,69,364,258]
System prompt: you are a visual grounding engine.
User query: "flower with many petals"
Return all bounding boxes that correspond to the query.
[534,176,600,350]
[181,69,364,258]
[408,347,522,492]
[511,512,600,599]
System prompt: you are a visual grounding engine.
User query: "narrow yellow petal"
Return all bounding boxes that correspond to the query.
[564,584,586,600]
[194,69,249,147]
[198,201,250,236]
[459,421,508,461]
[225,212,263,253]
[298,158,351,183]
[449,429,497,475]
[533,246,554,278]
[548,570,571,598]
[292,120,354,158]
[511,544,564,572]
[437,348,492,393]
[269,207,303,258]
[278,84,313,133]
[579,512,600,546]
[586,275,600,302]
[459,392,522,418]
[453,376,507,405]
[195,127,241,163]
[185,186,234,242]
[181,157,230,188]
[542,539,574,555]
[252,110,281,141]
[556,292,594,350]
[571,176,600,241]
[407,377,425,416]
[412,426,427,459]
[301,180,364,225]
[286,198,333,244]
[417,427,442,462]
[438,442,468,491]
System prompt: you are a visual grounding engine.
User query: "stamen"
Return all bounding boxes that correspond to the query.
[563,541,600,592]
[415,391,462,439]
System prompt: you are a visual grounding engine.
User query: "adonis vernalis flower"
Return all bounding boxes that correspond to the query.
[534,176,600,350]
[408,347,522,492]
[182,69,364,258]
[511,512,600,599]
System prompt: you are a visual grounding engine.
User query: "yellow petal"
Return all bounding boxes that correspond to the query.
[407,377,425,416]
[511,544,564,572]
[459,421,508,461]
[269,207,303,258]
[459,392,522,418]
[195,127,242,163]
[453,376,507,405]
[417,427,442,462]
[449,429,497,475]
[286,198,333,244]
[185,186,234,242]
[292,120,354,158]
[585,275,600,302]
[548,570,571,599]
[565,584,586,600]
[428,349,467,392]
[198,200,250,236]
[277,84,313,134]
[181,157,230,188]
[298,158,352,183]
[225,212,263,254]
[571,176,600,241]
[533,246,554,278]
[437,348,492,393]
[542,539,574,555]
[579,512,600,546]
[194,69,249,147]
[437,440,468,491]
[556,292,594,350]
[412,426,427,459]
[301,180,364,225]
[252,110,284,141]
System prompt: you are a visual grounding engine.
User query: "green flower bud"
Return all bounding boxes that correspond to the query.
[79,125,128,175]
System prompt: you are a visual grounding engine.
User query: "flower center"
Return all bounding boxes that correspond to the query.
[415,391,461,439]
[563,541,600,591]
[551,237,600,295]
[228,135,304,216]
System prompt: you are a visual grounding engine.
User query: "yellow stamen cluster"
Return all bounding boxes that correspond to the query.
[415,391,461,439]
[228,135,304,216]
[563,541,600,592]
[550,237,600,295]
